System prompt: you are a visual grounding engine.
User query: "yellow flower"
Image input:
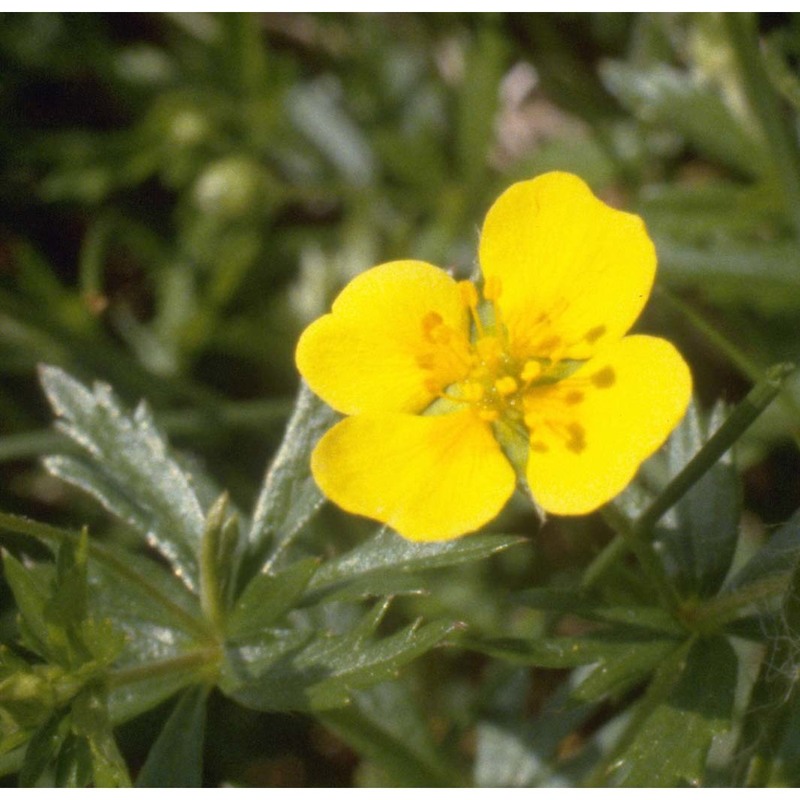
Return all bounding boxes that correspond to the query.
[296,172,692,541]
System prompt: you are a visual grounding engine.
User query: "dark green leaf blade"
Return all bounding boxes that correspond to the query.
[307,527,523,600]
[227,557,318,641]
[135,686,208,788]
[653,401,740,597]
[608,635,738,787]
[39,366,205,590]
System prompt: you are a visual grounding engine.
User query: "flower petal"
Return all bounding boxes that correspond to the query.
[296,260,467,415]
[479,172,656,361]
[524,335,691,515]
[311,410,516,541]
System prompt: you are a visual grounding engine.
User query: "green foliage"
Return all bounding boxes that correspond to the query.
[3,10,800,788]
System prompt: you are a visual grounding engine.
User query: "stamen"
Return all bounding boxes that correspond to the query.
[458,280,487,338]
[494,376,518,396]
[462,382,485,403]
[458,280,479,310]
[521,360,543,385]
[483,275,502,301]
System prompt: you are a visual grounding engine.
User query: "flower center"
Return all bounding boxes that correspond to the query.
[418,277,553,424]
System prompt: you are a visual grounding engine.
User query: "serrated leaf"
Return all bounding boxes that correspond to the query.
[247,382,339,568]
[224,600,457,712]
[601,61,767,177]
[136,686,207,788]
[39,366,205,590]
[653,401,740,597]
[608,635,737,787]
[227,557,318,641]
[307,527,523,600]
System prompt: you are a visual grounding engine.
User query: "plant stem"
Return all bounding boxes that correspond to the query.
[600,503,682,612]
[107,647,221,689]
[585,363,795,595]
[635,362,795,538]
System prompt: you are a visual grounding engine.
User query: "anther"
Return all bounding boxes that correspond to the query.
[422,311,444,341]
[521,360,543,384]
[494,376,518,396]
[462,382,485,403]
[458,280,479,309]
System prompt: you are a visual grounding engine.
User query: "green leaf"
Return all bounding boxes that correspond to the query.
[19,709,68,787]
[601,61,767,177]
[517,588,683,635]
[320,682,462,788]
[608,635,738,787]
[2,551,51,659]
[288,79,376,186]
[474,627,680,670]
[223,599,457,712]
[136,686,207,788]
[306,527,523,601]
[39,365,206,591]
[457,26,506,192]
[246,382,339,569]
[227,557,318,641]
[571,637,678,703]
[653,401,740,597]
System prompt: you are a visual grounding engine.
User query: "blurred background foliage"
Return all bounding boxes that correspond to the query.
[2,11,800,786]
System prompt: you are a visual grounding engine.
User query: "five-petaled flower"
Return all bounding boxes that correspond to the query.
[296,172,692,541]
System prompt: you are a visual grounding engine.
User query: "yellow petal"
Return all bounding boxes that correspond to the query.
[296,260,468,415]
[524,335,692,515]
[311,410,516,541]
[479,172,656,361]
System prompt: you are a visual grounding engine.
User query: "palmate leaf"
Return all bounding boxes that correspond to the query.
[39,366,206,591]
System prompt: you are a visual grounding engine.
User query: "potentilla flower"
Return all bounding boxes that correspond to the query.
[296,172,692,541]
